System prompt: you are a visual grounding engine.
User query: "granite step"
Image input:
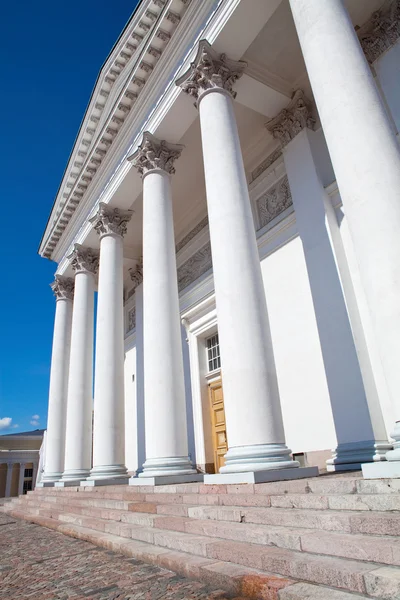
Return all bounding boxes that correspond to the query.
[6,505,400,598]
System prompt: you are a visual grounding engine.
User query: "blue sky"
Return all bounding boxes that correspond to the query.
[0,0,138,434]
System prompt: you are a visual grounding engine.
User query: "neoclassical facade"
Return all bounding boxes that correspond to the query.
[38,0,400,485]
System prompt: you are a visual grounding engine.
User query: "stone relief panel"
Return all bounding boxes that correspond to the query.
[128,306,136,332]
[177,242,213,292]
[256,175,292,230]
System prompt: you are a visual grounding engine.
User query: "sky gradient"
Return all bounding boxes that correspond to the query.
[0,0,138,434]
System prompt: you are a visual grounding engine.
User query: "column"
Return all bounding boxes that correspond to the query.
[176,41,305,478]
[87,204,132,482]
[288,0,400,466]
[41,276,74,482]
[32,462,38,490]
[5,462,13,497]
[266,92,391,469]
[128,132,197,480]
[60,245,98,483]
[18,463,26,496]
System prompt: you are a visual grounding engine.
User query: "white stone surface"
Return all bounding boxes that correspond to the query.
[362,461,400,480]
[129,473,203,486]
[289,0,400,460]
[42,293,73,482]
[204,466,318,485]
[61,270,95,481]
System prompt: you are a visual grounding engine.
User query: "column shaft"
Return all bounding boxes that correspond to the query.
[18,463,26,496]
[5,463,13,497]
[141,169,195,477]
[62,271,95,480]
[90,234,126,479]
[289,0,400,456]
[42,284,73,482]
[198,88,296,473]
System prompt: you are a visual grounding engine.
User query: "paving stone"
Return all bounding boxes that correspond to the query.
[270,495,328,510]
[0,514,231,599]
[328,494,400,511]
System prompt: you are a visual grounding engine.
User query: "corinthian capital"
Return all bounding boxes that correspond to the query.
[265,90,315,148]
[128,132,183,176]
[89,203,133,239]
[68,244,99,274]
[51,275,74,301]
[175,40,246,107]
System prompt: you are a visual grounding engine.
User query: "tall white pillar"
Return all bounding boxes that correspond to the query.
[18,463,26,496]
[129,132,197,479]
[88,204,132,482]
[289,0,400,463]
[42,276,74,483]
[176,41,303,477]
[5,462,13,497]
[266,93,391,469]
[60,245,98,482]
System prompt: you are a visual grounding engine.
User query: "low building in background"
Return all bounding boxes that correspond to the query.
[0,430,44,498]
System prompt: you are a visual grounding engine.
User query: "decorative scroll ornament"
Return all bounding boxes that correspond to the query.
[129,260,143,289]
[265,90,315,148]
[68,244,99,274]
[89,202,133,239]
[175,39,246,107]
[50,275,74,301]
[128,131,183,176]
[359,0,400,64]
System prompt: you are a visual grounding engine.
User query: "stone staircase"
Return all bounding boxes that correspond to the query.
[2,473,400,600]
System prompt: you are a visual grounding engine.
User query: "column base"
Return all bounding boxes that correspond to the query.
[81,477,130,487]
[205,466,318,485]
[362,461,400,479]
[219,444,299,474]
[130,473,203,486]
[36,481,56,488]
[55,480,81,488]
[60,468,91,481]
[326,440,392,471]
[87,464,128,481]
[41,472,63,483]
[139,456,197,478]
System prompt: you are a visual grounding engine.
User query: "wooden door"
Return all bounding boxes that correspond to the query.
[208,379,228,472]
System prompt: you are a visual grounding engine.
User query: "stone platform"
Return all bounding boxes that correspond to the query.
[2,472,400,599]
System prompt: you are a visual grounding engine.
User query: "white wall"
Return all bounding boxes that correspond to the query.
[261,236,337,454]
[375,41,400,134]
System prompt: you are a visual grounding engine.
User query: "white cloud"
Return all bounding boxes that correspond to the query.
[31,414,40,420]
[0,417,13,431]
[30,420,40,426]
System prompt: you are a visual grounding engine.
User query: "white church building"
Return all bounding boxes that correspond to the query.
[38,0,400,486]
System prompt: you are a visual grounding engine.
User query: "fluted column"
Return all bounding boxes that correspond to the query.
[177,41,304,478]
[60,246,98,483]
[18,463,26,496]
[87,204,132,482]
[129,132,197,480]
[289,1,400,468]
[41,276,73,483]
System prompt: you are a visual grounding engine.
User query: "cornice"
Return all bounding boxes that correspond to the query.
[40,0,192,260]
[53,0,224,272]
